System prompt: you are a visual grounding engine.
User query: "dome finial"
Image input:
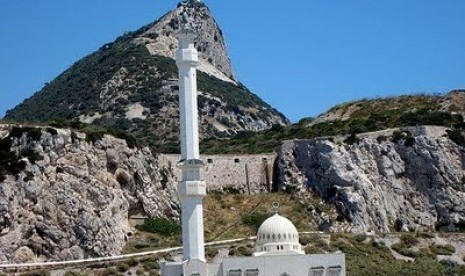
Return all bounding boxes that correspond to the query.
[272,202,280,214]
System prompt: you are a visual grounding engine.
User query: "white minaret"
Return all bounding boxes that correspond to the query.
[176,26,207,262]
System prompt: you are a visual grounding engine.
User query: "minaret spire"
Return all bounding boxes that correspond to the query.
[176,2,206,262]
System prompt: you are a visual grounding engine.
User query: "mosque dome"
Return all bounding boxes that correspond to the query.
[254,213,304,256]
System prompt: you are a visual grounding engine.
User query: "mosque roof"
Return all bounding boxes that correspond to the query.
[256,213,300,246]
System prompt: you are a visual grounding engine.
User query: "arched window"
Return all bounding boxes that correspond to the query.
[328,266,342,276]
[309,267,324,276]
[228,269,242,276]
[245,269,259,276]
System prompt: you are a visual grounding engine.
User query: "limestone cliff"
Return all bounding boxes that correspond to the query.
[0,124,178,262]
[276,126,465,233]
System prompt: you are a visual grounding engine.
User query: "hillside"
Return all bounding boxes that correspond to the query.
[201,90,465,153]
[3,1,288,153]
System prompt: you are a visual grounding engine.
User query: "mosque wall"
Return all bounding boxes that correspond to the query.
[157,153,276,194]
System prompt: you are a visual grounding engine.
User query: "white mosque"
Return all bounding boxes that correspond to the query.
[160,2,346,275]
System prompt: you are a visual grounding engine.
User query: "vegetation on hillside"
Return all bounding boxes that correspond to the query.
[20,193,464,276]
[0,126,45,182]
[201,94,465,153]
[3,21,288,153]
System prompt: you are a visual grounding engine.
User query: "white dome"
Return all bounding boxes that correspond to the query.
[254,213,303,256]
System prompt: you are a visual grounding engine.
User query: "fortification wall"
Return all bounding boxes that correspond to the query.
[157,153,276,194]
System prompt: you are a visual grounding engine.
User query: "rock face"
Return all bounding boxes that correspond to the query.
[0,124,179,262]
[276,126,465,233]
[138,1,235,82]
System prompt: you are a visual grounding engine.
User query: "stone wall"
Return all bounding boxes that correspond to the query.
[157,153,276,194]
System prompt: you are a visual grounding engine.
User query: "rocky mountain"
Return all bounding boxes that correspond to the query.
[3,1,288,153]
[276,126,465,233]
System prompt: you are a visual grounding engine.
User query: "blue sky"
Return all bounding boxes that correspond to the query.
[1,0,464,122]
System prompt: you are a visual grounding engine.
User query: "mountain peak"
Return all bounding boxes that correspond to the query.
[132,1,235,83]
[4,2,289,152]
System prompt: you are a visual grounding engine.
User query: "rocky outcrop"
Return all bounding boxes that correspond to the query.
[276,126,465,233]
[0,124,179,262]
[137,1,235,82]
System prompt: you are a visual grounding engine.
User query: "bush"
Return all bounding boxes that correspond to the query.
[343,133,359,145]
[399,233,419,247]
[116,262,130,272]
[22,271,50,276]
[430,244,455,255]
[242,212,269,231]
[304,245,325,254]
[9,126,42,141]
[353,234,367,243]
[64,271,87,276]
[142,257,160,270]
[416,232,435,239]
[391,243,420,258]
[447,129,465,147]
[136,217,181,236]
[405,136,416,147]
[99,268,120,276]
[392,131,403,143]
[125,258,138,268]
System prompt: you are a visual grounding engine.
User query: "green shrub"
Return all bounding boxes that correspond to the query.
[343,133,359,145]
[447,129,465,147]
[391,243,420,258]
[0,137,27,181]
[136,217,181,236]
[229,245,253,256]
[142,256,160,270]
[399,233,419,247]
[430,244,455,255]
[392,131,403,143]
[9,126,42,141]
[21,271,50,276]
[416,232,435,239]
[304,245,325,254]
[46,128,58,136]
[98,267,120,276]
[125,257,139,267]
[353,234,367,243]
[405,136,416,147]
[206,247,219,259]
[242,212,269,231]
[116,262,130,272]
[64,271,87,276]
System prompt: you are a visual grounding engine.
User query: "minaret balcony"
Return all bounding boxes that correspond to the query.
[176,49,199,65]
[178,180,207,197]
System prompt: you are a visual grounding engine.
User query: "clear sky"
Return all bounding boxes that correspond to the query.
[1,0,464,122]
